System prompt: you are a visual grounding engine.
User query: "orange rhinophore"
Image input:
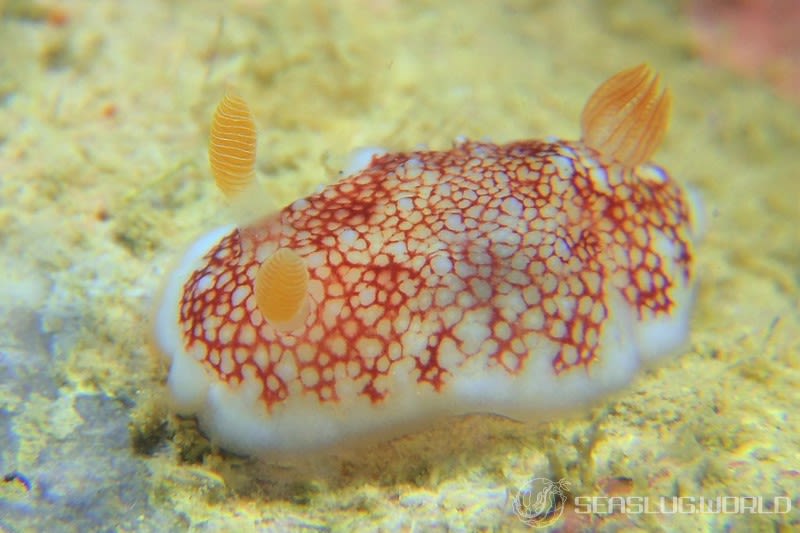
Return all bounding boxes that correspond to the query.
[255,248,309,331]
[580,64,672,168]
[209,92,257,196]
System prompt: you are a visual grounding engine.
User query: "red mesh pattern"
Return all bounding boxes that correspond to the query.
[179,140,693,408]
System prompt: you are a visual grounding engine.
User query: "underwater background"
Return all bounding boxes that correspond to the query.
[0,1,798,531]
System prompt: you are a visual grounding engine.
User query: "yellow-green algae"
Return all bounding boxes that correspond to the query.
[0,1,798,531]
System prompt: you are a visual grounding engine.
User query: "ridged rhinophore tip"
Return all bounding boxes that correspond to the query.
[209,92,257,196]
[255,248,309,332]
[580,64,672,168]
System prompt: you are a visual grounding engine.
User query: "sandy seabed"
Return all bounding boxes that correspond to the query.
[0,1,798,531]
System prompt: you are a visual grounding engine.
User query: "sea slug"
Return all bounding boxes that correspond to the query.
[152,65,703,455]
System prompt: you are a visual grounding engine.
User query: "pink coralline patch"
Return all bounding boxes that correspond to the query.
[687,0,800,103]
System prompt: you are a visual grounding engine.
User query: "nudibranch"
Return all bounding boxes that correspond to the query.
[153,65,703,455]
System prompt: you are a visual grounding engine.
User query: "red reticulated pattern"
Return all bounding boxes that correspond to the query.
[179,140,693,408]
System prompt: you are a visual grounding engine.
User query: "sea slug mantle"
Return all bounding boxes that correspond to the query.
[152,65,703,455]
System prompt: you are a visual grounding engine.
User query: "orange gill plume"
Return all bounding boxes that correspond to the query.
[209,91,257,196]
[580,64,672,168]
